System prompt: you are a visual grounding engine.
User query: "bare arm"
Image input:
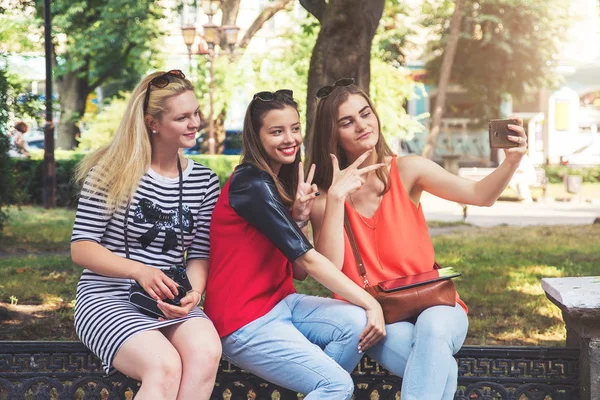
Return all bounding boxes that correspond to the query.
[71,240,180,301]
[310,192,345,269]
[294,248,385,350]
[311,150,384,269]
[407,117,528,206]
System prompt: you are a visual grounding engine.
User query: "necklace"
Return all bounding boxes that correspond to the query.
[349,193,381,230]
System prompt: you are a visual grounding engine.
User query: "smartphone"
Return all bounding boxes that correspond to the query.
[488,119,519,148]
[378,267,461,292]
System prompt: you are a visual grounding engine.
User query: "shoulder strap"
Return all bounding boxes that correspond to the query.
[343,210,370,287]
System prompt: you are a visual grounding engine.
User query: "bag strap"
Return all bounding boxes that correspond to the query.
[343,210,370,288]
[124,157,186,268]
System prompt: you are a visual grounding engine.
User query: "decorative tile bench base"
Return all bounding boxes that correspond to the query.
[0,342,579,399]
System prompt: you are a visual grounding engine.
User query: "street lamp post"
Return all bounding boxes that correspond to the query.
[43,0,56,208]
[179,0,239,154]
[180,1,197,74]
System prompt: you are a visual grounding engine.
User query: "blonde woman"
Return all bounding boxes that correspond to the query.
[71,70,221,400]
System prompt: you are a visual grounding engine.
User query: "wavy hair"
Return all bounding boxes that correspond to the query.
[306,84,393,194]
[75,71,195,212]
[241,92,300,207]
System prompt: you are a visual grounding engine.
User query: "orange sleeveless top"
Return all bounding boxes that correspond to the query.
[335,155,467,313]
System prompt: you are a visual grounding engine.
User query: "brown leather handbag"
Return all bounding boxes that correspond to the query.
[344,213,459,324]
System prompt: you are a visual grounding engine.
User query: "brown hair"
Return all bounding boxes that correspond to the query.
[241,92,300,207]
[306,84,393,193]
[14,121,28,133]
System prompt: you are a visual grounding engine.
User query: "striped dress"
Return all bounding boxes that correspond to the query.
[72,160,219,374]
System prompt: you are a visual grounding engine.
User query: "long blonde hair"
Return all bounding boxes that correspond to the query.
[75,71,195,212]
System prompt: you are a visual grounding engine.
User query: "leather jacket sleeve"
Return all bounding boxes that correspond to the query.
[229,164,313,262]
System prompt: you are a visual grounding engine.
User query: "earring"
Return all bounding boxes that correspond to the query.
[152,129,157,134]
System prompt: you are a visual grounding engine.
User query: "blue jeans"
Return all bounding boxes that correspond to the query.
[221,293,367,400]
[366,303,469,400]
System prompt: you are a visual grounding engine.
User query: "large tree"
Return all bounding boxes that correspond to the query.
[300,0,385,138]
[423,0,569,134]
[29,0,164,149]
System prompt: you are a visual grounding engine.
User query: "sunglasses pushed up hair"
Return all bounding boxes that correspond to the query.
[143,70,186,113]
[315,78,355,99]
[252,89,294,102]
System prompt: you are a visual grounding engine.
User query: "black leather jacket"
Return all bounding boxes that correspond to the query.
[229,163,312,262]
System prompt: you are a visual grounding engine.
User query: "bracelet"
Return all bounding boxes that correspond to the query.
[188,289,202,306]
[296,219,309,229]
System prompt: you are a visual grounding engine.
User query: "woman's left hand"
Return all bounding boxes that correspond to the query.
[157,289,201,321]
[291,162,320,225]
[503,116,528,164]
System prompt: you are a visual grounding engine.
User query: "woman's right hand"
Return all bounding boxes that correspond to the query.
[131,264,180,301]
[328,150,385,201]
[359,300,386,352]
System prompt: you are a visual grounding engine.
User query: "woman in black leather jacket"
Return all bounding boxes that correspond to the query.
[204,90,385,400]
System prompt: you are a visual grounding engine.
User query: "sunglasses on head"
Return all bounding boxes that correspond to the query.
[252,89,294,102]
[315,78,355,99]
[143,70,186,113]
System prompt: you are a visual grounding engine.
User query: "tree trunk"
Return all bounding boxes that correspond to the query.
[421,0,465,160]
[56,71,90,150]
[302,0,384,139]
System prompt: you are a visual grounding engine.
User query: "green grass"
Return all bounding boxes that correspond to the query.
[0,207,75,254]
[1,207,599,346]
[431,225,599,346]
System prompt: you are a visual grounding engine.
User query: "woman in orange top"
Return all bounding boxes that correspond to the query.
[306,80,527,400]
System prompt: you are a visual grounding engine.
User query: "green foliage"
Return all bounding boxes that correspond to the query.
[10,155,84,207]
[0,6,42,53]
[0,65,15,233]
[78,94,129,151]
[375,0,419,66]
[370,58,427,140]
[542,165,600,184]
[188,154,240,186]
[35,0,165,85]
[9,153,239,207]
[423,0,570,123]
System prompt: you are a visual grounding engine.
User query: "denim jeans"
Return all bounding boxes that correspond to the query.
[221,293,367,400]
[366,303,469,400]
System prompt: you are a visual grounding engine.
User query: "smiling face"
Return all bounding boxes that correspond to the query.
[148,90,201,151]
[258,105,302,174]
[336,93,380,159]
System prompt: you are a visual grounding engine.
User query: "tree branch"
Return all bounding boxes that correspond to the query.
[299,0,326,22]
[237,0,293,49]
[89,42,135,90]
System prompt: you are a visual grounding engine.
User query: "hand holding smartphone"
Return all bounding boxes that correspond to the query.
[488,118,520,148]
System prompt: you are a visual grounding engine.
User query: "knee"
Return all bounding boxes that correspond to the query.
[416,306,468,343]
[146,352,182,393]
[324,370,355,400]
[185,338,222,378]
[339,305,368,339]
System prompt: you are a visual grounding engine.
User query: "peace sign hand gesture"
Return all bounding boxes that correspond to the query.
[328,150,385,202]
[291,162,320,226]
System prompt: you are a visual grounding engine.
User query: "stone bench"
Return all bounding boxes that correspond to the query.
[0,342,579,399]
[542,276,600,400]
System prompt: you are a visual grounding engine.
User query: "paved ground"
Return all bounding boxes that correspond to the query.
[421,193,600,227]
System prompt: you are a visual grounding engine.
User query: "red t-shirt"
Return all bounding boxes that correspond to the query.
[204,164,312,337]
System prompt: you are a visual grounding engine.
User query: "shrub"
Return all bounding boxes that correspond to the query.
[542,165,600,184]
[10,153,240,207]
